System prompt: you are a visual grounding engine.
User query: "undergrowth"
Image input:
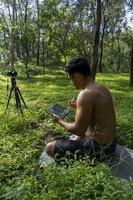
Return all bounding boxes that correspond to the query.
[0,68,133,199]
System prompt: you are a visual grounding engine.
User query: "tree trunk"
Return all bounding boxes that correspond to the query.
[36,0,40,66]
[18,0,23,59]
[117,35,121,71]
[4,31,8,50]
[42,38,45,74]
[24,0,30,79]
[98,18,106,73]
[91,0,102,80]
[129,42,133,86]
[10,0,16,69]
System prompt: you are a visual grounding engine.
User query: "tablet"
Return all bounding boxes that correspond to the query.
[46,104,69,118]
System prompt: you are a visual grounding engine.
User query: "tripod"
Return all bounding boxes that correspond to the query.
[5,77,27,114]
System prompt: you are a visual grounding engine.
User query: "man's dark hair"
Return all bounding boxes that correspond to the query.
[65,56,91,76]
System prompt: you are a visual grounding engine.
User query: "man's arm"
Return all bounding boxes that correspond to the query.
[55,90,93,137]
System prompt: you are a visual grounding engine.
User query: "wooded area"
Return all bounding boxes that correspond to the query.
[0,1,133,199]
[0,0,133,82]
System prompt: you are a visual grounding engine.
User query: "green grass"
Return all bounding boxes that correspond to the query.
[0,69,133,199]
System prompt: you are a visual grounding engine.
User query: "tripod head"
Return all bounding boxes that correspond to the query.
[7,69,17,78]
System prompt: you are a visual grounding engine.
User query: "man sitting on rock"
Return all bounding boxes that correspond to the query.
[45,56,117,162]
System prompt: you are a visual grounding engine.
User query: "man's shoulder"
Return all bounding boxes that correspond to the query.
[79,88,92,96]
[79,84,111,100]
[89,83,110,95]
[77,88,94,102]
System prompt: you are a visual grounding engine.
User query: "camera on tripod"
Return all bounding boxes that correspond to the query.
[7,70,17,78]
[5,69,27,113]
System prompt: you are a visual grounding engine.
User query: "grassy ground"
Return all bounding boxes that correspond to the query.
[0,68,133,199]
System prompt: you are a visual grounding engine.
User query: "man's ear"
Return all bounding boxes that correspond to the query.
[74,73,81,81]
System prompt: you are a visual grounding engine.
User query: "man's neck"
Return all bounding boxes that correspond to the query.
[82,77,94,89]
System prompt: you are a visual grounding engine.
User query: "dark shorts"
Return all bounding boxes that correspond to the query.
[54,137,116,161]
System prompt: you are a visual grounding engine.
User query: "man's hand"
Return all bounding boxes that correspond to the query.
[69,135,85,141]
[52,114,63,123]
[68,98,76,109]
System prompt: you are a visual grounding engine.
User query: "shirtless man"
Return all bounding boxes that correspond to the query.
[46,56,117,161]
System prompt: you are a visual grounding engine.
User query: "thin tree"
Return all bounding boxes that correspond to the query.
[10,0,17,69]
[129,41,133,86]
[23,0,30,79]
[98,0,108,73]
[36,0,40,66]
[91,0,102,80]
[117,30,121,71]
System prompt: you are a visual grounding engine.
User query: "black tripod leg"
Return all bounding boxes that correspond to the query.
[17,87,27,109]
[5,87,13,113]
[15,89,23,113]
[15,88,19,110]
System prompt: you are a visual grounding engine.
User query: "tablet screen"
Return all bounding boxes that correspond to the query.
[46,104,69,118]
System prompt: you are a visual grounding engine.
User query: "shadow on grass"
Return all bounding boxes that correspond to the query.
[98,74,132,92]
[116,123,133,148]
[18,73,68,86]
[18,72,132,93]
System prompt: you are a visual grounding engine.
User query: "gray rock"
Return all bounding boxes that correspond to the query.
[39,144,133,182]
[39,150,54,166]
[108,144,133,181]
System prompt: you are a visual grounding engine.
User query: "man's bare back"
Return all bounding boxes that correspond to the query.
[82,83,116,145]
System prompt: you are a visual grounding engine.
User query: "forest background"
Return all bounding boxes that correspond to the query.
[0,0,133,82]
[0,0,133,199]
